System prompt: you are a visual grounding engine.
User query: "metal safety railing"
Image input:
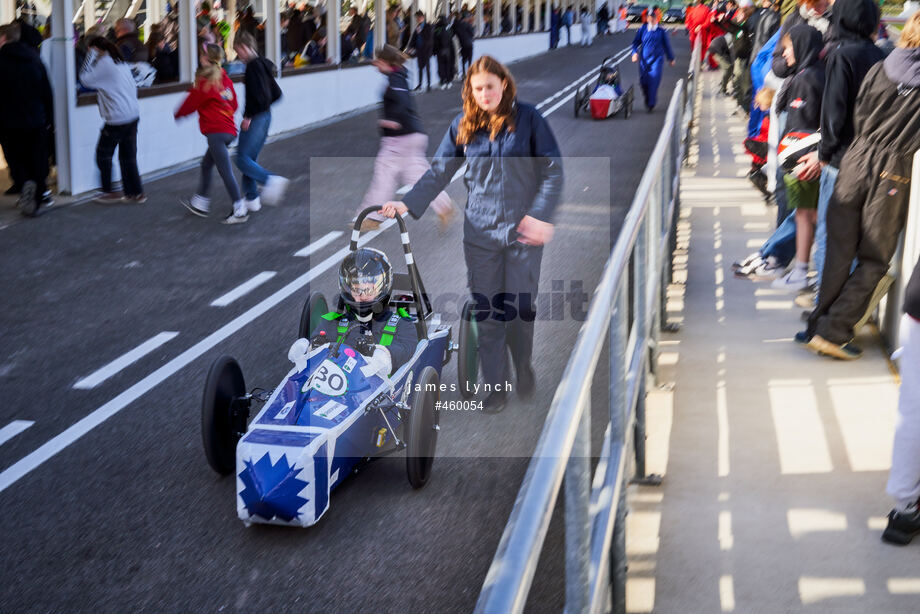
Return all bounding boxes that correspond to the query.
[474,40,701,614]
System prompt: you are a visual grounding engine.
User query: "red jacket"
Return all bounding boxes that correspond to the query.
[175,70,238,136]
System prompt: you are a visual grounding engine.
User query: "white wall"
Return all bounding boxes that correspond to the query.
[70,31,558,195]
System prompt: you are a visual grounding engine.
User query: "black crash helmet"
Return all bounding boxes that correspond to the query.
[338,247,393,317]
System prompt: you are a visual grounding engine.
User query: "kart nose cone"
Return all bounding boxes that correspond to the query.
[238,451,309,522]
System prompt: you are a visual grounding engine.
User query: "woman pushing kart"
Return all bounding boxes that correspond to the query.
[380,55,564,414]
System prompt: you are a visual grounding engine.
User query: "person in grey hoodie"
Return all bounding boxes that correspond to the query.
[800,11,920,360]
[79,36,145,203]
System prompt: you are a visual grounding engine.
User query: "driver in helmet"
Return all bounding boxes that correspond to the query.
[308,247,416,377]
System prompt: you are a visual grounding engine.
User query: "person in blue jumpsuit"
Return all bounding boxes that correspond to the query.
[631,8,675,111]
[380,55,564,413]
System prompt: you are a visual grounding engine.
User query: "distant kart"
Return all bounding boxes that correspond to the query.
[626,3,648,22]
[663,6,685,22]
[574,57,635,120]
[200,207,482,527]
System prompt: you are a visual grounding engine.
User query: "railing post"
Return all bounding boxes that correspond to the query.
[564,400,591,614]
[609,286,628,614]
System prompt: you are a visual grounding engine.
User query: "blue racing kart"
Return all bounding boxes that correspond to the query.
[200,207,481,527]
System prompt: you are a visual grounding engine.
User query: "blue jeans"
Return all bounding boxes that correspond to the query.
[812,165,839,293]
[235,111,271,201]
[761,210,796,267]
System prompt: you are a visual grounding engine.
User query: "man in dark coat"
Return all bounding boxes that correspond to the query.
[433,15,455,87]
[453,12,475,78]
[597,2,610,36]
[0,23,53,215]
[114,18,149,63]
[407,11,433,90]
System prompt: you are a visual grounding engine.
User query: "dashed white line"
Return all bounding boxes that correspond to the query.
[294,230,344,257]
[73,332,180,390]
[0,421,34,447]
[210,271,278,307]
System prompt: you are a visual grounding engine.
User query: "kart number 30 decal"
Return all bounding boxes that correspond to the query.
[303,360,348,396]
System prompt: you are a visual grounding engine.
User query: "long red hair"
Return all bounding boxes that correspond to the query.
[456,55,517,145]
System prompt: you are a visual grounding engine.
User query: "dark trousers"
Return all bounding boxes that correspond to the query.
[1,126,48,193]
[715,55,733,93]
[807,141,913,344]
[460,45,473,77]
[0,132,25,189]
[96,119,143,196]
[416,55,431,89]
[464,240,544,389]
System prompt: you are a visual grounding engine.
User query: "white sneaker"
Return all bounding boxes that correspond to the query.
[771,266,810,291]
[245,197,262,212]
[261,175,290,206]
[181,194,210,217]
[222,200,249,224]
[732,251,762,274]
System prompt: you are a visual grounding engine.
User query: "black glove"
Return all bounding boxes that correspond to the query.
[353,335,376,357]
[310,331,331,347]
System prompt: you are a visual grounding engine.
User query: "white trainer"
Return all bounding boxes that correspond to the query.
[222,200,250,224]
[261,175,290,206]
[245,197,262,212]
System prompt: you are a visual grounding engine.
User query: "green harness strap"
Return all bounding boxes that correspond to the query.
[322,310,409,346]
[381,309,411,346]
[320,311,349,343]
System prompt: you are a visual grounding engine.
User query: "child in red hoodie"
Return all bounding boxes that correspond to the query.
[176,43,247,224]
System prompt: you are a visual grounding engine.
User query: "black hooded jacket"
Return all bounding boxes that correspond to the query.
[381,66,424,137]
[816,0,884,167]
[771,6,831,78]
[776,25,825,137]
[453,19,474,50]
[0,41,53,132]
[243,56,280,118]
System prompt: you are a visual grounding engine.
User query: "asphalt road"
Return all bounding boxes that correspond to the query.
[0,28,689,613]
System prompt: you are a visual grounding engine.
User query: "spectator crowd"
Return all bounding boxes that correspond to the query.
[686,0,920,545]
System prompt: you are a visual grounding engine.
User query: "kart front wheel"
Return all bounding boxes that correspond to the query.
[457,298,479,399]
[406,366,440,489]
[202,355,247,475]
[299,291,328,339]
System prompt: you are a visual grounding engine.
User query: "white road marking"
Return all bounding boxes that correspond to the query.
[0,421,34,446]
[293,230,343,257]
[210,271,278,307]
[72,332,179,390]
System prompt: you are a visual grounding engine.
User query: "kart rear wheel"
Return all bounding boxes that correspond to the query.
[574,85,588,118]
[202,355,246,475]
[457,298,479,399]
[299,291,328,339]
[406,366,440,489]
